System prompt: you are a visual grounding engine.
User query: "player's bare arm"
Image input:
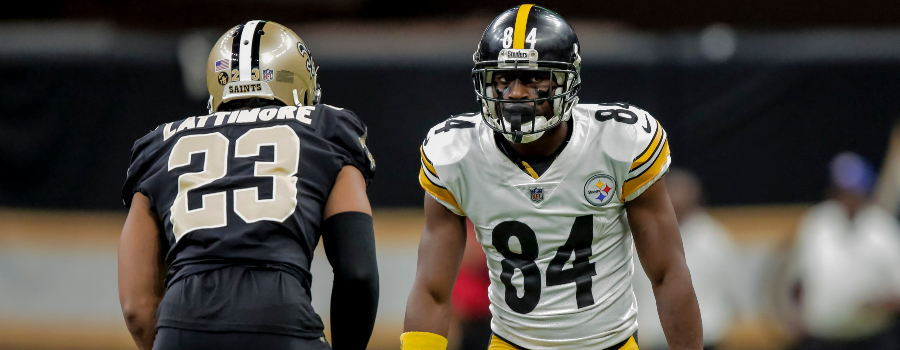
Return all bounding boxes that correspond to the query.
[402,194,467,344]
[323,165,372,218]
[322,165,380,350]
[118,192,165,350]
[627,178,703,350]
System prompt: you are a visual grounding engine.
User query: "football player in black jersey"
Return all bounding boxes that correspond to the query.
[118,21,379,350]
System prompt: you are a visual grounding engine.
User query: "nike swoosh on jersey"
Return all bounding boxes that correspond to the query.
[641,114,652,133]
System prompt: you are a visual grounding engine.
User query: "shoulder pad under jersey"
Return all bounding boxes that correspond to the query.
[418,112,481,216]
[316,104,376,184]
[421,112,481,166]
[579,103,671,201]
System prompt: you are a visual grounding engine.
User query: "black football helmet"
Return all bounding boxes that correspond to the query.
[473,4,581,143]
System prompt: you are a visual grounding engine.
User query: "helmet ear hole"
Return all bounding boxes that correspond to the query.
[313,84,322,105]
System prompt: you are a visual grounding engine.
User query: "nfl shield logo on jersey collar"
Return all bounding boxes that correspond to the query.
[511,183,558,206]
[530,187,544,203]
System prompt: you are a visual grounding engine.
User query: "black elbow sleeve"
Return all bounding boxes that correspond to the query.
[321,212,378,283]
[321,211,379,349]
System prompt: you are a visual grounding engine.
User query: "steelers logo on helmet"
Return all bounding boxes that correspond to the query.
[472,4,582,144]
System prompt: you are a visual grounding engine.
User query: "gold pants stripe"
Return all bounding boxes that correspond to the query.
[488,334,639,350]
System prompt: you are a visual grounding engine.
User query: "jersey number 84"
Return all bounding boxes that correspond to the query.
[495,215,597,314]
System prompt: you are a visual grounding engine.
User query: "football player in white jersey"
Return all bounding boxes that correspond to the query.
[401,5,702,350]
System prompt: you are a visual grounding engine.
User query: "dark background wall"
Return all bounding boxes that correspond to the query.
[1,58,895,210]
[6,0,900,210]
[9,0,900,30]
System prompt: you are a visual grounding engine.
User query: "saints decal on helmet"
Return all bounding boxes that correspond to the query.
[472,4,581,143]
[206,20,321,113]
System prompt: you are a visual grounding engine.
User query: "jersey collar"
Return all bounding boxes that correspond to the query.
[479,107,591,186]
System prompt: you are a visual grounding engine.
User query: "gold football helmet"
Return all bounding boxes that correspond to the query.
[206,20,320,113]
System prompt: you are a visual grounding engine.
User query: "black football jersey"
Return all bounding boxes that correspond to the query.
[121,104,374,335]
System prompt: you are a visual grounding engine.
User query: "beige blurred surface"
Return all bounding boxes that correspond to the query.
[0,206,807,349]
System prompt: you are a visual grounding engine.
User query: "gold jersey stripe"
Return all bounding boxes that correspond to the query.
[618,336,640,350]
[419,167,464,214]
[488,334,518,350]
[521,161,539,179]
[489,334,639,350]
[623,139,670,200]
[512,4,534,49]
[631,120,662,170]
[420,145,438,178]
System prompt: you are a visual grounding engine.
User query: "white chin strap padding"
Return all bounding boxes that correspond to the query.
[504,131,545,144]
[500,115,555,144]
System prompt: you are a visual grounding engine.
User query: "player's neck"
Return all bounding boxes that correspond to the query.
[504,120,569,158]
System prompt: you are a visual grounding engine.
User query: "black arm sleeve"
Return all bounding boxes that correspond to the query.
[321,211,379,350]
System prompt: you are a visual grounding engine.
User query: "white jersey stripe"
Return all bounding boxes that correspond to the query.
[422,162,443,186]
[628,129,667,179]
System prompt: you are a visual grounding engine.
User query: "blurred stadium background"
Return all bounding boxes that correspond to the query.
[3,0,900,349]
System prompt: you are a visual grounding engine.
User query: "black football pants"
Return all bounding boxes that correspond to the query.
[153,328,332,350]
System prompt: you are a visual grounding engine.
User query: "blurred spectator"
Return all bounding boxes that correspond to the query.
[451,220,492,349]
[873,123,900,216]
[791,152,900,350]
[633,168,740,350]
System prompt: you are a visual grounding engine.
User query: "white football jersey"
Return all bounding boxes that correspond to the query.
[419,103,671,349]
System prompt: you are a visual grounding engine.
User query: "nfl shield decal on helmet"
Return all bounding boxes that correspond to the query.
[530,187,544,203]
[262,69,275,82]
[584,174,617,206]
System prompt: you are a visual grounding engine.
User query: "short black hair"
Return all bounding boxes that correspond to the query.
[218,97,286,111]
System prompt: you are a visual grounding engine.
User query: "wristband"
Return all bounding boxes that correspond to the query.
[400,331,448,350]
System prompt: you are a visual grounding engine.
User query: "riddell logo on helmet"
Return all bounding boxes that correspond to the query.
[229,84,263,93]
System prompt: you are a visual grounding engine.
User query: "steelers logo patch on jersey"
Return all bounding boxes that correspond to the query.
[584,173,616,206]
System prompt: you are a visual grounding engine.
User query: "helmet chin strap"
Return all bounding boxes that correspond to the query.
[510,113,524,143]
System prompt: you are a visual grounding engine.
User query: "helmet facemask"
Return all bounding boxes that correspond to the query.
[473,49,581,143]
